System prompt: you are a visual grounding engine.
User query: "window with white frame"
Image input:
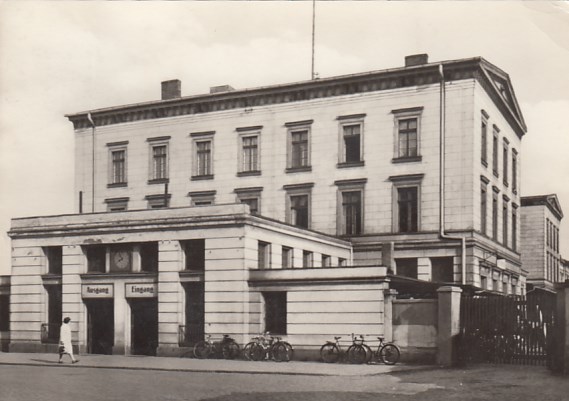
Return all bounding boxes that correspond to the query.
[284,183,313,229]
[147,137,170,183]
[237,126,262,175]
[191,131,214,179]
[390,174,423,233]
[258,241,271,269]
[234,187,262,215]
[335,178,366,236]
[285,120,312,171]
[302,250,313,268]
[282,246,293,269]
[337,114,365,166]
[107,141,128,186]
[392,107,423,161]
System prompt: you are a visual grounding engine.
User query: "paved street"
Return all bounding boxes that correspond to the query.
[1,358,567,401]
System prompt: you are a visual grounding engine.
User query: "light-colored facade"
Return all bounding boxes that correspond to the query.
[9,54,528,357]
[521,194,564,291]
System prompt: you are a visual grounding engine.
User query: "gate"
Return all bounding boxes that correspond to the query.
[459,290,556,367]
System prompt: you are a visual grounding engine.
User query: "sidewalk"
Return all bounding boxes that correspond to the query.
[0,352,433,376]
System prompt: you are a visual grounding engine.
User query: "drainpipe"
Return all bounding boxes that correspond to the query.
[438,64,467,285]
[87,113,96,213]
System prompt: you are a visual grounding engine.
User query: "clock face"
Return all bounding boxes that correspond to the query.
[112,250,131,271]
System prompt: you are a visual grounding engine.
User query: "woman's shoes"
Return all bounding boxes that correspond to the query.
[72,360,79,364]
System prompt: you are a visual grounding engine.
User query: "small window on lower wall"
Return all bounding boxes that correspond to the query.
[258,241,271,269]
[281,246,293,269]
[181,239,205,271]
[85,245,106,273]
[322,254,331,267]
[105,197,129,212]
[395,258,418,279]
[302,251,313,268]
[140,242,158,272]
[263,292,287,334]
[431,257,454,283]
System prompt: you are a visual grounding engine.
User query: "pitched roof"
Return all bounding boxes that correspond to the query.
[521,194,564,220]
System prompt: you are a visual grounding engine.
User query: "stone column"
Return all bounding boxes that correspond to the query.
[383,288,398,342]
[553,281,569,374]
[437,286,462,366]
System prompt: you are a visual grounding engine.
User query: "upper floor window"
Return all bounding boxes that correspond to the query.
[337,114,365,166]
[188,190,215,206]
[492,126,499,177]
[107,141,128,187]
[502,196,509,246]
[389,174,423,233]
[191,131,215,180]
[145,193,171,209]
[512,204,518,251]
[284,183,313,229]
[147,136,170,183]
[392,107,423,162]
[503,139,509,186]
[285,120,312,171]
[492,187,499,241]
[282,246,293,269]
[512,149,518,193]
[335,178,366,236]
[302,251,313,268]
[237,126,262,175]
[480,177,489,235]
[481,110,489,166]
[235,187,262,215]
[105,197,129,212]
[85,245,106,273]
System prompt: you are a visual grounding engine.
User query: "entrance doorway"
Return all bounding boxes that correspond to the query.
[130,299,158,356]
[86,299,114,355]
[184,283,205,345]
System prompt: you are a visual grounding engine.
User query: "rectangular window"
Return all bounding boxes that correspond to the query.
[492,190,499,241]
[235,187,262,216]
[258,241,271,269]
[338,258,347,267]
[492,127,499,177]
[140,242,158,273]
[503,141,509,186]
[105,197,129,212]
[343,124,362,163]
[241,135,259,172]
[512,150,518,193]
[241,198,259,215]
[322,254,331,267]
[290,194,309,229]
[395,258,418,279]
[189,191,216,207]
[481,114,488,165]
[431,257,454,283]
[503,199,508,246]
[512,206,518,251]
[111,149,126,184]
[480,275,487,290]
[281,246,292,269]
[152,144,168,180]
[182,239,205,271]
[481,184,487,235]
[398,118,418,158]
[342,191,362,235]
[145,194,170,209]
[196,140,212,176]
[290,130,309,168]
[264,292,287,334]
[398,187,418,232]
[86,245,106,273]
[45,246,63,275]
[302,251,313,268]
[546,219,550,247]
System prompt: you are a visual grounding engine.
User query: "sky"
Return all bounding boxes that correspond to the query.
[0,1,568,276]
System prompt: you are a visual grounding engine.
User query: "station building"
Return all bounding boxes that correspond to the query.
[8,54,528,357]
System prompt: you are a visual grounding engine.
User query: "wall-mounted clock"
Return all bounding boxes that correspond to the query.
[111,249,131,271]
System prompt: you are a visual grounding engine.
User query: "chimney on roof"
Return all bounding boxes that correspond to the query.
[405,54,429,67]
[161,79,181,100]
[210,85,235,94]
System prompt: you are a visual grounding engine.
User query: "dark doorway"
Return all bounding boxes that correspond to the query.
[184,283,205,345]
[86,299,114,355]
[130,299,158,356]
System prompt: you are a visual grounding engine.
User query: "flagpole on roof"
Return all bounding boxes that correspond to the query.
[311,0,316,80]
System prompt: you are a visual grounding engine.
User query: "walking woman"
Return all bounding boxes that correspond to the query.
[58,317,78,364]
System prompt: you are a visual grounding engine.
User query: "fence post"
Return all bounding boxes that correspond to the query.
[554,280,569,374]
[383,289,398,343]
[437,286,462,367]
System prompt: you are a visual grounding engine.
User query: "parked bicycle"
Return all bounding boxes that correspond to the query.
[371,336,400,365]
[244,332,293,362]
[192,334,241,360]
[320,334,371,364]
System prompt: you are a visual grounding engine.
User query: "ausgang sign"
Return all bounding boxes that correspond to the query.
[125,283,158,298]
[82,284,114,298]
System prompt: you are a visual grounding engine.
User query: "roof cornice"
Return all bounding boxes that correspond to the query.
[65,57,526,139]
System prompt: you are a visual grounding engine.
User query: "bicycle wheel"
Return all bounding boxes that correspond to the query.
[362,343,373,364]
[221,341,241,360]
[249,343,266,361]
[347,344,367,364]
[320,343,340,363]
[271,342,290,362]
[193,341,212,359]
[379,344,400,365]
[242,342,255,360]
[282,341,294,362]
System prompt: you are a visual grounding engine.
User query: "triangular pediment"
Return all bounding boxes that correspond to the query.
[479,59,527,136]
[546,195,564,219]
